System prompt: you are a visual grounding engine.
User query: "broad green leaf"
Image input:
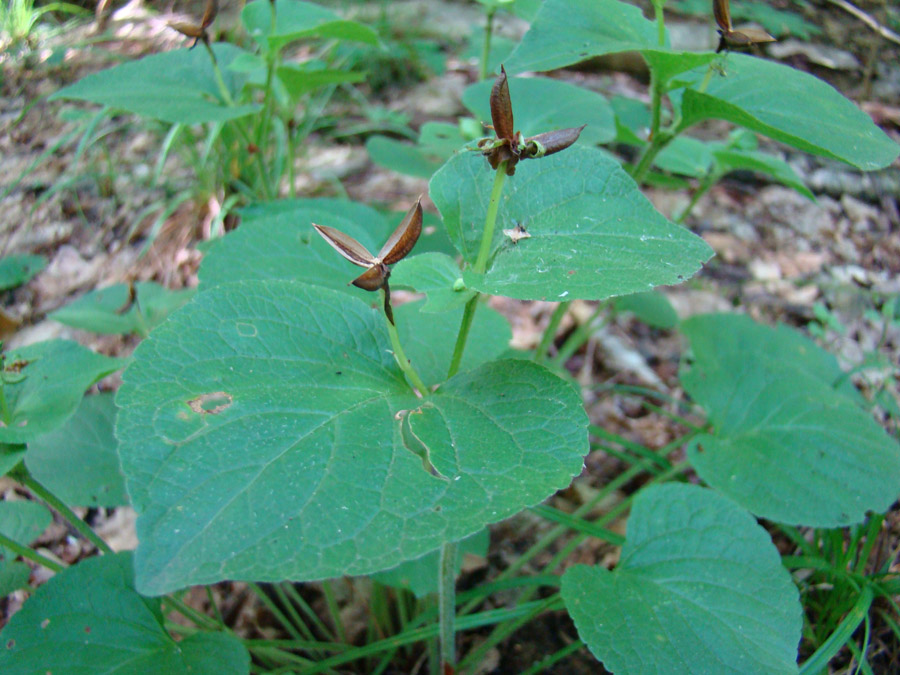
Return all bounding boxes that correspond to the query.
[0,340,125,444]
[612,290,678,328]
[654,135,714,177]
[396,299,511,386]
[200,199,394,297]
[50,44,260,125]
[366,136,443,179]
[116,281,587,594]
[562,483,801,675]
[372,528,489,597]
[676,54,900,170]
[49,282,195,336]
[712,148,814,201]
[429,146,713,300]
[505,0,661,74]
[611,95,650,146]
[0,255,46,291]
[0,444,26,477]
[243,0,378,52]
[392,252,474,313]
[0,552,250,675]
[0,562,30,597]
[462,76,616,145]
[26,394,129,507]
[0,501,52,562]
[681,314,900,527]
[277,64,365,99]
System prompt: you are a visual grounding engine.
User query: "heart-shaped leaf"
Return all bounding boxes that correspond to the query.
[681,313,900,527]
[0,553,250,674]
[505,0,660,74]
[462,75,616,146]
[26,393,129,507]
[562,483,802,675]
[675,53,899,170]
[116,281,587,594]
[50,44,260,125]
[429,146,713,300]
[0,340,124,444]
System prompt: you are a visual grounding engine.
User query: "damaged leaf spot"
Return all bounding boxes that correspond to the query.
[236,322,258,337]
[188,391,233,415]
[396,406,448,480]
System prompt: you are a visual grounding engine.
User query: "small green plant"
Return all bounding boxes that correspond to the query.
[2,0,899,673]
[0,0,87,52]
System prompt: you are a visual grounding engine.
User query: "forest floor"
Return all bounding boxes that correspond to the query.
[1,0,899,672]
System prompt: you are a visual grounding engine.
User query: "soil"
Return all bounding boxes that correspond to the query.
[1,1,899,673]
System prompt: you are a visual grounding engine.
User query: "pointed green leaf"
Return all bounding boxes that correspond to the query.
[49,282,195,336]
[392,253,474,313]
[50,44,260,124]
[26,394,129,507]
[505,0,661,74]
[654,135,714,177]
[429,146,713,300]
[276,64,365,99]
[676,54,899,170]
[116,281,587,594]
[0,562,30,597]
[0,445,26,477]
[562,483,801,675]
[243,0,378,52]
[712,148,814,201]
[681,314,900,526]
[0,340,125,444]
[462,75,616,145]
[0,553,250,674]
[366,136,444,179]
[612,290,678,329]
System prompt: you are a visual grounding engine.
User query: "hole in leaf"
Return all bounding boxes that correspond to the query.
[397,407,448,481]
[187,391,233,415]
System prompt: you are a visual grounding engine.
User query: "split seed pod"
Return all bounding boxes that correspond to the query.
[313,196,423,292]
[169,0,218,44]
[713,0,775,53]
[478,65,586,175]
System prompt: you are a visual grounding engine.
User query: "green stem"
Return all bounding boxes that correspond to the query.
[447,162,508,379]
[447,294,478,379]
[652,0,666,47]
[203,41,235,107]
[479,9,495,82]
[676,171,717,223]
[383,291,429,395]
[474,164,507,274]
[534,301,570,364]
[20,473,112,554]
[0,531,64,572]
[438,540,458,671]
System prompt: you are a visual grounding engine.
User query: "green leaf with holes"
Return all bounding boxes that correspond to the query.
[681,313,900,527]
[0,340,125,444]
[429,146,713,300]
[0,552,250,674]
[49,282,195,336]
[505,0,660,74]
[26,393,129,507]
[462,75,616,145]
[562,483,801,674]
[675,54,899,171]
[115,281,587,594]
[50,44,260,125]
